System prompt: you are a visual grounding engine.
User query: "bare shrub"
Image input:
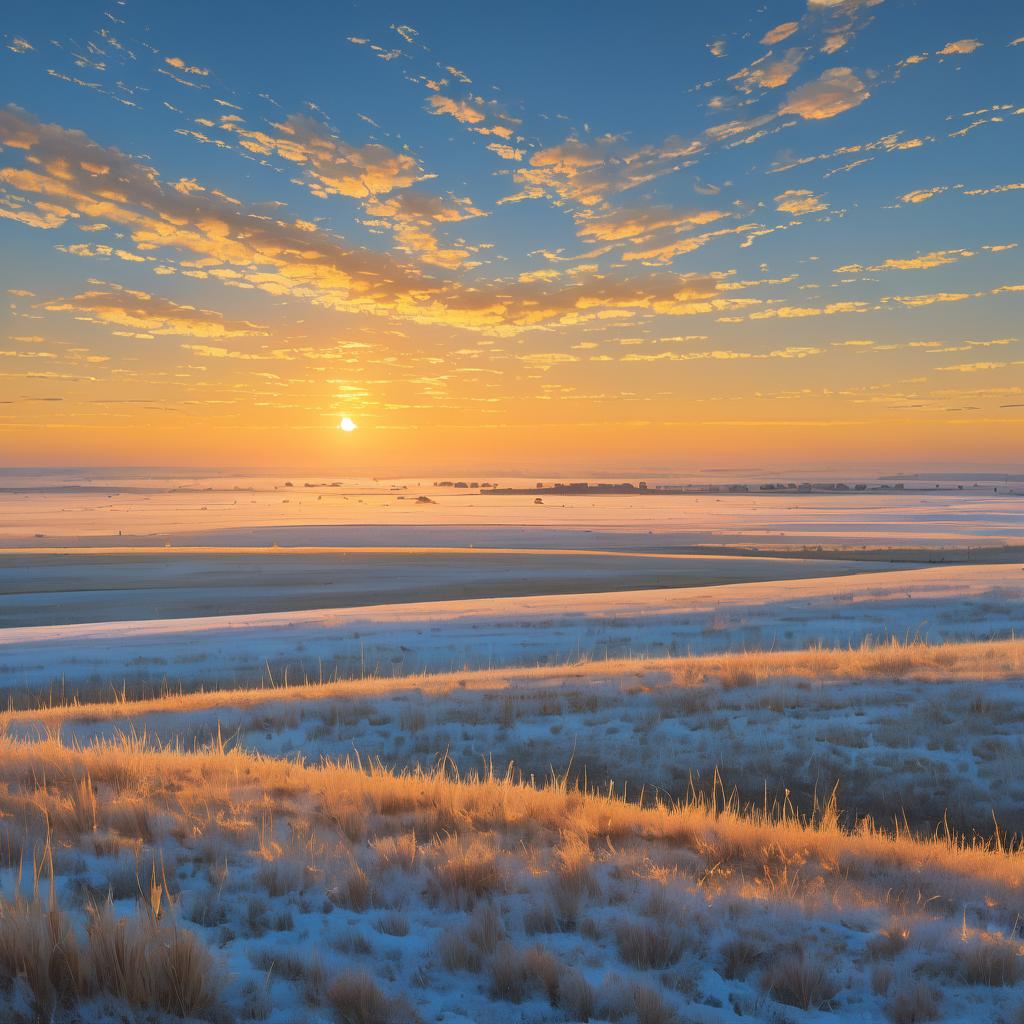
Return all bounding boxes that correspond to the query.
[556,967,595,1019]
[962,937,1022,986]
[718,936,763,979]
[326,969,415,1024]
[374,913,409,937]
[868,924,911,959]
[427,837,503,908]
[328,860,374,912]
[615,918,686,970]
[762,952,838,1011]
[487,942,563,1004]
[87,902,218,1017]
[370,832,418,872]
[598,975,678,1024]
[0,894,86,1014]
[886,979,941,1023]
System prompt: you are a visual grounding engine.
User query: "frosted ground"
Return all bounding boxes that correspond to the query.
[3,640,1024,1024]
[2,475,1024,1022]
[2,564,1020,694]
[1,470,1021,547]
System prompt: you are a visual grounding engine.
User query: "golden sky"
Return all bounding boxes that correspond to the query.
[1,0,1022,471]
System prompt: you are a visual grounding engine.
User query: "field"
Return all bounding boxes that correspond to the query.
[3,639,1024,1023]
[1,477,1023,1022]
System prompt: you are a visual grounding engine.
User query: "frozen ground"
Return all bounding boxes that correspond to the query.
[2,475,1023,1022]
[2,470,1021,548]
[1,563,1020,696]
[0,548,891,628]
[2,640,1024,1024]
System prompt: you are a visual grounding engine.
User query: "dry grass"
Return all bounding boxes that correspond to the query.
[7,636,1022,729]
[762,952,839,1010]
[886,979,942,1023]
[961,935,1023,986]
[0,884,217,1019]
[1,638,1023,1019]
[326,970,415,1024]
[614,918,687,970]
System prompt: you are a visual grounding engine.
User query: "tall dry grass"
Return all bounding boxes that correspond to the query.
[6,636,1022,729]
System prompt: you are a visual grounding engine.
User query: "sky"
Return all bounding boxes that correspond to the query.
[0,0,1022,474]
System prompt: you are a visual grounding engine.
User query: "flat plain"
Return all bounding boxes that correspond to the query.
[1,476,1023,1023]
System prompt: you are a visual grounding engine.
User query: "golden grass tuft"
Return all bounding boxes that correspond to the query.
[762,951,838,1010]
[885,979,941,1023]
[326,969,415,1024]
[961,935,1023,986]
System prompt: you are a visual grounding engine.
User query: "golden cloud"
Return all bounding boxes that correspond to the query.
[731,48,805,92]
[0,107,729,332]
[781,67,869,120]
[362,191,486,269]
[426,94,486,125]
[762,22,800,45]
[775,189,828,214]
[501,136,702,208]
[937,39,982,55]
[221,113,426,199]
[42,287,266,338]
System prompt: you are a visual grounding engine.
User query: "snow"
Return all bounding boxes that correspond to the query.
[1,563,1021,694]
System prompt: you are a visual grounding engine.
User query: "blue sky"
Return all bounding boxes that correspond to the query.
[0,0,1021,470]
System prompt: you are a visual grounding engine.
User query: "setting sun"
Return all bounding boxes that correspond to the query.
[339,417,357,432]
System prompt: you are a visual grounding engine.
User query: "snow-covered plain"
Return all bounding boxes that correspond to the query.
[3,481,1024,1023]
[0,547,888,628]
[2,563,1020,695]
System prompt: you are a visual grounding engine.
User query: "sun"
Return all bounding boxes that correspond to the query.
[338,417,357,433]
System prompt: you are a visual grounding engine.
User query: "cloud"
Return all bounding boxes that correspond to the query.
[775,189,828,214]
[762,22,800,45]
[935,361,1009,373]
[362,191,486,269]
[501,135,701,208]
[6,36,33,54]
[749,301,870,319]
[0,106,731,332]
[937,39,982,56]
[575,206,727,243]
[486,143,523,161]
[426,94,486,125]
[837,248,990,273]
[41,287,266,338]
[164,56,210,76]
[730,49,805,92]
[897,185,948,204]
[621,345,821,362]
[620,224,756,265]
[887,291,981,307]
[875,249,972,271]
[221,113,425,199]
[963,182,1024,196]
[780,67,870,120]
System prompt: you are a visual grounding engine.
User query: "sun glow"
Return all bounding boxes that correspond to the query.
[339,416,357,432]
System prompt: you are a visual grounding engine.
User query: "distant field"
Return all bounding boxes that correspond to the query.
[0,546,898,627]
[3,562,1020,696]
